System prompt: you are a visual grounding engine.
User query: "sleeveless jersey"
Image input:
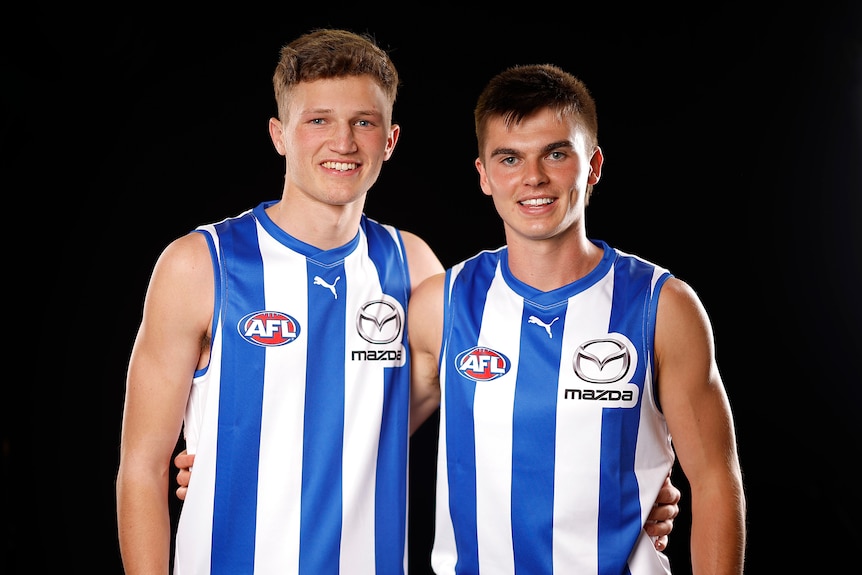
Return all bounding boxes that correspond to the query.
[432,240,676,575]
[175,201,412,575]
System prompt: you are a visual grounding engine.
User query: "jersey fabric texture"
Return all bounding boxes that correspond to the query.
[431,240,676,575]
[175,200,412,575]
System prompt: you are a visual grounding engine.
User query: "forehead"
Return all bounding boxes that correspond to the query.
[483,107,588,153]
[287,76,392,116]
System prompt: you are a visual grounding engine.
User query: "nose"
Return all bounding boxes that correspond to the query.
[522,158,548,187]
[330,122,358,154]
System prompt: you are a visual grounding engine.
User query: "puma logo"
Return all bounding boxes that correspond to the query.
[528,315,559,338]
[313,275,341,299]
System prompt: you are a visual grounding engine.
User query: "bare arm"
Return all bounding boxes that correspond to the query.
[401,230,445,292]
[116,232,214,574]
[656,278,746,574]
[407,272,446,435]
[400,231,445,434]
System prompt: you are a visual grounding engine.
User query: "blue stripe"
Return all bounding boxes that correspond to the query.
[597,254,653,575]
[299,260,347,575]
[445,253,498,573]
[511,301,565,575]
[364,220,410,574]
[212,214,266,574]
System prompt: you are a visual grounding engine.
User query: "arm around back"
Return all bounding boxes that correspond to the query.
[407,272,446,435]
[400,230,444,293]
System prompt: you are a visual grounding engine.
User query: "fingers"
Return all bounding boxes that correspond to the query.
[174,450,195,470]
[645,517,673,551]
[645,499,678,552]
[175,467,191,501]
[176,466,191,486]
[646,501,679,523]
[645,517,673,537]
[646,477,679,551]
[656,475,682,507]
[174,450,194,501]
[646,475,681,535]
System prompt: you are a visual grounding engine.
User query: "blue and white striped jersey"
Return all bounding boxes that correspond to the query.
[432,240,676,575]
[175,201,412,575]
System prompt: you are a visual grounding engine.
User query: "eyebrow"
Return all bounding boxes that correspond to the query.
[299,107,383,117]
[543,140,574,152]
[490,140,573,157]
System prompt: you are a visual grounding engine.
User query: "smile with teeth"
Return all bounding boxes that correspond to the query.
[520,198,555,206]
[322,161,357,171]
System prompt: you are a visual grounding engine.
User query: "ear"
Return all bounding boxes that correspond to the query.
[269,117,286,156]
[383,123,401,161]
[588,146,604,185]
[475,157,492,197]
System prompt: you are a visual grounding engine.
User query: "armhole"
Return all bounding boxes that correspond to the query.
[393,227,411,303]
[438,268,455,374]
[649,271,673,412]
[192,228,220,378]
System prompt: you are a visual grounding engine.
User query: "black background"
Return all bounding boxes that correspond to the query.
[5,4,861,573]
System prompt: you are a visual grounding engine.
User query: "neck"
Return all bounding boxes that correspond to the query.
[265,191,365,250]
[505,228,602,292]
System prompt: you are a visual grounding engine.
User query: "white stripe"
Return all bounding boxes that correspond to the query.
[340,237,383,574]
[552,271,614,572]
[474,267,520,573]
[255,224,309,572]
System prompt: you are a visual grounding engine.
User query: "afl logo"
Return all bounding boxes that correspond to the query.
[455,346,511,382]
[356,300,402,344]
[573,338,631,383]
[237,310,300,347]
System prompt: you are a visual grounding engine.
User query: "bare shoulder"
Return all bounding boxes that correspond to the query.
[143,231,214,330]
[657,276,713,333]
[154,231,213,281]
[400,230,444,291]
[654,276,718,394]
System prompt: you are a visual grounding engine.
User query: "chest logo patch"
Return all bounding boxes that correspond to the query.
[356,300,402,344]
[455,346,511,381]
[573,338,630,383]
[237,311,301,347]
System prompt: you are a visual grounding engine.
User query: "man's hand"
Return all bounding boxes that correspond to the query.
[645,474,681,550]
[174,450,195,501]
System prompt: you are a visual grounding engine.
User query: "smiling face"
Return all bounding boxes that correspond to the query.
[475,107,603,246]
[269,75,400,208]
